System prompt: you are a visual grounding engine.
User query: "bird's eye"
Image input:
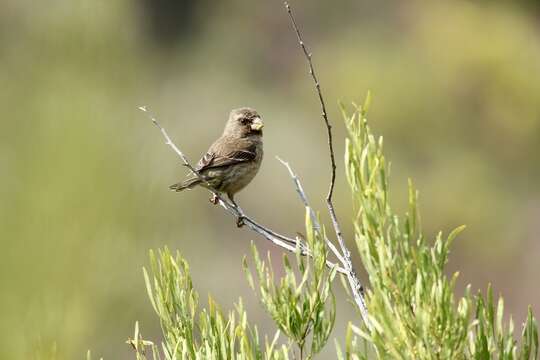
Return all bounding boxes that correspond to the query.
[240,118,249,125]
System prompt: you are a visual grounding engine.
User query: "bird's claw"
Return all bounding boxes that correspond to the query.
[236,216,245,228]
[209,194,219,205]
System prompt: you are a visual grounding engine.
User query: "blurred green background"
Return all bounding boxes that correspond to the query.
[1,0,539,358]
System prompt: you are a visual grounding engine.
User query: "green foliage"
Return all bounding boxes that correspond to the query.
[340,98,538,359]
[133,248,289,360]
[132,211,337,360]
[244,210,337,359]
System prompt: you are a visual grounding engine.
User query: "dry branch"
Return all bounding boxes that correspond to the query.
[283,1,369,325]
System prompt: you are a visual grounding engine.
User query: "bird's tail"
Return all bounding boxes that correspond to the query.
[169,177,202,192]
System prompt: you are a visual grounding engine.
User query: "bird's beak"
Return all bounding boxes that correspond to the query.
[250,117,264,131]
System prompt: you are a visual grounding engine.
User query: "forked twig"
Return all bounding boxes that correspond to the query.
[276,156,345,266]
[283,1,369,325]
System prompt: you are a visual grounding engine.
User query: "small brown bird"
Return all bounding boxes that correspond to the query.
[170,108,264,224]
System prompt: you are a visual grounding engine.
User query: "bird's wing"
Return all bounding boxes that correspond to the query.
[195,142,256,172]
[195,151,216,171]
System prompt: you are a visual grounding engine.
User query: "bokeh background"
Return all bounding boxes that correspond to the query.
[1,0,539,358]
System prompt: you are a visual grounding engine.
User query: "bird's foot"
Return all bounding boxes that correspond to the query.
[209,194,219,205]
[236,216,245,228]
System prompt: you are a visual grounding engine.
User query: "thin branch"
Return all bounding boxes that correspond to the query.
[139,106,199,177]
[276,156,345,266]
[283,3,336,202]
[277,155,369,324]
[277,158,370,321]
[283,1,370,325]
[140,106,347,275]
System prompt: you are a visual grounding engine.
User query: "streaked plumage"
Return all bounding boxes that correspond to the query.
[170,108,264,209]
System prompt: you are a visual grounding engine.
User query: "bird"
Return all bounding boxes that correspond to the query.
[169,107,264,226]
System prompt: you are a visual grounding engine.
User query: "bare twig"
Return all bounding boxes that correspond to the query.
[276,156,345,265]
[283,3,335,201]
[283,1,369,325]
[140,106,347,275]
[277,156,369,324]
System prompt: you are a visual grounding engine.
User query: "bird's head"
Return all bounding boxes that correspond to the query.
[224,107,264,138]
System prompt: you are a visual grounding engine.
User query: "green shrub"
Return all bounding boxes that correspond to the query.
[126,99,537,360]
